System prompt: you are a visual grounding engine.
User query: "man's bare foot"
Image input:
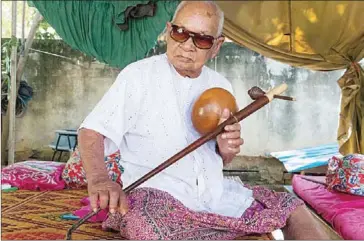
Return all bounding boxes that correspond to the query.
[282,205,330,240]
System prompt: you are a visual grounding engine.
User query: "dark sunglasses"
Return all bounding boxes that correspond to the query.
[170,24,217,50]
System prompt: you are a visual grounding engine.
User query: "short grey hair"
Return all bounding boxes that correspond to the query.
[171,1,224,37]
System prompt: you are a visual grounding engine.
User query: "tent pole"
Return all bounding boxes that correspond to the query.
[16,11,43,85]
[8,1,18,165]
[22,1,25,44]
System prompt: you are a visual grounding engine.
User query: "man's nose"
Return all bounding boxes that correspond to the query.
[180,36,195,51]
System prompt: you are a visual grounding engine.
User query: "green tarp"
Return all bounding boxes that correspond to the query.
[29,1,179,69]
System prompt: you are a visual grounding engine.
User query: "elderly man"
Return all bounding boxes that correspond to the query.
[68,1,329,240]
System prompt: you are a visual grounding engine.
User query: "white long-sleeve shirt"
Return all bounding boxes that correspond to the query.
[80,54,254,218]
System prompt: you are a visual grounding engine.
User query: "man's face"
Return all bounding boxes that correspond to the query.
[166,3,224,76]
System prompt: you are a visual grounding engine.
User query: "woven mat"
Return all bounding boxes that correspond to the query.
[1,189,273,240]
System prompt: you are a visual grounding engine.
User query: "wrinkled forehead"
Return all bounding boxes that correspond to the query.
[173,4,219,37]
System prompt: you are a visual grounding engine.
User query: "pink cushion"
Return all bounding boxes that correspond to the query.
[1,160,66,191]
[292,175,364,240]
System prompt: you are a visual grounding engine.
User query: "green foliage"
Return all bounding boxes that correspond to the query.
[1,36,19,74]
[35,19,60,40]
[1,37,25,116]
[1,37,19,111]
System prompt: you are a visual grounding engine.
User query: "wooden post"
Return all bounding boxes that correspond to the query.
[22,1,26,44]
[0,0,6,166]
[16,11,43,85]
[8,1,18,165]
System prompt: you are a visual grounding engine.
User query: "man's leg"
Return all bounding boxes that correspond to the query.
[282,205,330,240]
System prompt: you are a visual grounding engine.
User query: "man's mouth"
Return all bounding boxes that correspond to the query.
[176,55,193,62]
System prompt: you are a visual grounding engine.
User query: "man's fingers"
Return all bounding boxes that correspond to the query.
[109,190,120,214]
[221,131,241,139]
[228,147,240,154]
[224,123,241,131]
[218,108,230,124]
[228,138,244,146]
[99,190,109,210]
[118,192,129,215]
[89,193,99,213]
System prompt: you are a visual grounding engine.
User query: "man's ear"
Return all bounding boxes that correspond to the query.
[166,22,172,31]
[211,36,225,59]
[163,22,172,40]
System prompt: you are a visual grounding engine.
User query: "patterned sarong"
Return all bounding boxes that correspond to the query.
[63,149,304,239]
[101,186,303,240]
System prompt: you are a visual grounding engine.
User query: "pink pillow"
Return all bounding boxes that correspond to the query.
[1,160,66,191]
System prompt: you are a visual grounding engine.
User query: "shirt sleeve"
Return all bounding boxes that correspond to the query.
[79,64,145,149]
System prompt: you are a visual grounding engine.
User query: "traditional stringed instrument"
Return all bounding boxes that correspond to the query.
[65,83,294,239]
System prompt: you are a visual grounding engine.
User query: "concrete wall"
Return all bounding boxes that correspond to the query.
[5,40,349,162]
[9,40,121,161]
[205,46,344,156]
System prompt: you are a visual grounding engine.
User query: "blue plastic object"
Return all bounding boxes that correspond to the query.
[60,213,80,220]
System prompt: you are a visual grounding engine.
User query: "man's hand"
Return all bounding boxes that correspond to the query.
[216,108,244,165]
[78,128,129,215]
[88,176,129,215]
